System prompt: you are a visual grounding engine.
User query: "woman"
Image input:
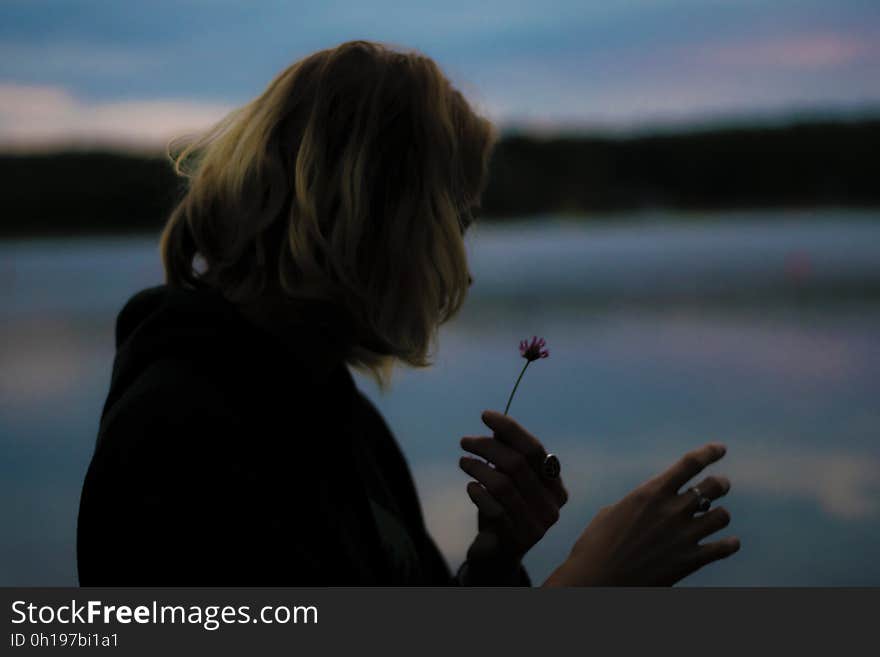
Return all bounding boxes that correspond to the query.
[76,40,740,586]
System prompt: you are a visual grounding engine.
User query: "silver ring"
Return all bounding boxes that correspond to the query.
[541,453,561,480]
[689,486,711,512]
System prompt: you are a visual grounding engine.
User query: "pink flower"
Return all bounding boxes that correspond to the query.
[519,336,549,362]
[505,336,550,415]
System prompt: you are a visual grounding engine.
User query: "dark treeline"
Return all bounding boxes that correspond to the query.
[2,118,878,237]
[1,150,184,237]
[484,119,880,216]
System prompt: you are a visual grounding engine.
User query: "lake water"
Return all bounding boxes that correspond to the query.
[2,209,879,586]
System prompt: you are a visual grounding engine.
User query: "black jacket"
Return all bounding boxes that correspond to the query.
[76,283,531,586]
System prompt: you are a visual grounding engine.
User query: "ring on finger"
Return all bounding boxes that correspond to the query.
[541,453,561,480]
[688,486,712,513]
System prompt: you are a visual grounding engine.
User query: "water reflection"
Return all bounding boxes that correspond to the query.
[2,212,879,585]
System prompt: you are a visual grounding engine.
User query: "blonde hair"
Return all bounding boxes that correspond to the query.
[160,40,496,388]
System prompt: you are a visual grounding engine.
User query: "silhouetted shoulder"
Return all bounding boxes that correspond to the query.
[113,285,168,349]
[78,356,334,585]
[97,355,241,456]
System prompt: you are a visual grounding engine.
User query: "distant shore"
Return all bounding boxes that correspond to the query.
[1,118,878,238]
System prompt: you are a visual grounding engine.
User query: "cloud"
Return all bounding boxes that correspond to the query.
[0,41,160,78]
[557,442,880,520]
[727,446,880,519]
[0,83,234,151]
[0,316,93,407]
[709,32,879,70]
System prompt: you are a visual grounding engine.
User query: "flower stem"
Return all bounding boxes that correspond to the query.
[504,360,530,416]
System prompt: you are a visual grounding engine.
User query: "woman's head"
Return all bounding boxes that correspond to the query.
[160,40,496,386]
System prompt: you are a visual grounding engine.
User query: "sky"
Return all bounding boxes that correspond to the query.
[1,0,879,149]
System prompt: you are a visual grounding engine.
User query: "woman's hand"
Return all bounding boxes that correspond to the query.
[543,443,740,587]
[459,410,569,573]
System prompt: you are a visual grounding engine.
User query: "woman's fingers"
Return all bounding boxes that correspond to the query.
[683,537,741,576]
[674,474,731,514]
[459,456,544,541]
[667,536,741,584]
[684,506,732,543]
[480,410,569,507]
[480,410,545,465]
[461,436,560,526]
[465,483,524,561]
[693,474,731,500]
[657,443,727,493]
[466,481,507,523]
